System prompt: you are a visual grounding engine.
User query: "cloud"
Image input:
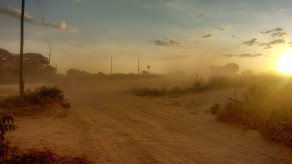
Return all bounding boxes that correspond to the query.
[0,6,34,23]
[271,32,287,38]
[219,28,225,31]
[222,53,263,58]
[264,46,272,49]
[202,34,212,38]
[260,28,283,34]
[217,26,226,32]
[260,27,287,38]
[39,20,77,32]
[0,6,77,32]
[242,38,257,46]
[260,39,285,48]
[197,14,204,18]
[153,38,180,47]
[239,53,263,57]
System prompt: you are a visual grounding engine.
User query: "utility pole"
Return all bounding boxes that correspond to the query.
[48,41,51,66]
[138,58,140,74]
[111,56,112,74]
[19,0,25,106]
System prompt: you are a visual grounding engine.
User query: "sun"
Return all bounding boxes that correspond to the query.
[278,51,292,75]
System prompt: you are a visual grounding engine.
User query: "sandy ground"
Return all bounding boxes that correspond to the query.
[1,80,292,164]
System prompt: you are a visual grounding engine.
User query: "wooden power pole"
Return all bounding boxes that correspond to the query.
[19,0,25,105]
[49,41,51,66]
[138,58,140,74]
[111,56,112,74]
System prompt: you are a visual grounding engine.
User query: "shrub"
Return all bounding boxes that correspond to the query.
[192,73,202,88]
[216,85,292,147]
[131,88,167,97]
[207,76,236,89]
[0,148,90,164]
[131,86,184,97]
[0,112,16,157]
[0,86,70,109]
[169,87,183,95]
[210,103,221,114]
[186,76,245,93]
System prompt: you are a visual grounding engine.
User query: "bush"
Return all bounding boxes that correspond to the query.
[131,87,184,97]
[216,85,292,147]
[169,87,183,95]
[192,73,202,88]
[186,76,245,93]
[0,112,16,156]
[0,148,90,164]
[0,86,70,109]
[210,103,221,114]
[131,88,166,97]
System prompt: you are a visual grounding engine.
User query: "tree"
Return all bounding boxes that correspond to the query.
[222,63,239,75]
[0,49,56,83]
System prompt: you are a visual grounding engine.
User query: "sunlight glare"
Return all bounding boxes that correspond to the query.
[278,51,292,75]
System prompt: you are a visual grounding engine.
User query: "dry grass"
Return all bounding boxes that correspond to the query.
[131,76,246,97]
[216,83,292,147]
[0,86,70,109]
[131,87,184,97]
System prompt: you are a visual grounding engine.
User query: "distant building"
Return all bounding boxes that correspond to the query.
[209,63,239,78]
[141,70,149,75]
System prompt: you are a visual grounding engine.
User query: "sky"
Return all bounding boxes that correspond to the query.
[1,0,292,74]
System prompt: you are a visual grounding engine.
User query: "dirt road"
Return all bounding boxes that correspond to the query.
[2,81,292,163]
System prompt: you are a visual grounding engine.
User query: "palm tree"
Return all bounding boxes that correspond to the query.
[19,0,25,105]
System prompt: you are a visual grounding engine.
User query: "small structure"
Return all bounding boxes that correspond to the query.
[141,70,149,75]
[209,63,239,78]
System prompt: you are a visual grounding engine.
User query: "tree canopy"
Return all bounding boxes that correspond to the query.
[0,48,56,83]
